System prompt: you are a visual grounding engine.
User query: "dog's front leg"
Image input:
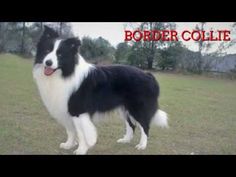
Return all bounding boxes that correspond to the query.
[60,120,77,150]
[72,113,97,155]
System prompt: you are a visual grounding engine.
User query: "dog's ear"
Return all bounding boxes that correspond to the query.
[42,25,59,39]
[64,37,81,49]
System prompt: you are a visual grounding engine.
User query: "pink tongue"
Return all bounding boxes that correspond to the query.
[44,67,55,76]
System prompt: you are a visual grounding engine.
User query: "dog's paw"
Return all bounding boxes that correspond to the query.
[73,147,88,155]
[60,142,77,150]
[117,138,131,143]
[135,143,147,150]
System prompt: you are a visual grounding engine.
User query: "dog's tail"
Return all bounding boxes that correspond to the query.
[151,109,169,128]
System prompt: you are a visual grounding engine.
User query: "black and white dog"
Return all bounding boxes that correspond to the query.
[33,26,168,154]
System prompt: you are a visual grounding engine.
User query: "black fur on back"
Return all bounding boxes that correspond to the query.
[68,65,159,135]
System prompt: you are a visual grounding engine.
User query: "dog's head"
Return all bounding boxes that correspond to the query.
[35,25,81,77]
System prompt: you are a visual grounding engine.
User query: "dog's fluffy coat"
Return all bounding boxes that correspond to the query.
[33,26,168,154]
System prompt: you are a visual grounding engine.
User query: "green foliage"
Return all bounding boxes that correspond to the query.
[158,42,185,70]
[127,42,146,68]
[124,22,177,69]
[115,42,131,64]
[80,36,115,63]
[0,22,74,57]
[80,37,97,59]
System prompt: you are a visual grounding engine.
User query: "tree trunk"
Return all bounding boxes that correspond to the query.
[197,52,203,74]
[59,22,63,35]
[40,22,43,32]
[21,22,26,54]
[197,40,203,73]
[0,23,3,52]
[147,56,153,69]
[147,46,155,69]
[197,23,205,74]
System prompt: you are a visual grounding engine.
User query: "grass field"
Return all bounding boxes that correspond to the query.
[0,53,236,155]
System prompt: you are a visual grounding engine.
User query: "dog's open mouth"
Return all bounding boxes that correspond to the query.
[44,67,57,76]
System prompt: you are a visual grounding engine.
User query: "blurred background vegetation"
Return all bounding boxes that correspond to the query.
[0,22,236,78]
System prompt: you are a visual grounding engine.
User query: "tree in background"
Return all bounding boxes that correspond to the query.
[80,36,115,63]
[0,23,8,52]
[115,42,131,64]
[94,37,115,59]
[2,22,23,53]
[0,22,74,57]
[127,41,146,68]
[0,22,113,62]
[1,22,236,75]
[214,22,236,56]
[192,22,236,73]
[124,22,176,69]
[158,42,185,70]
[20,22,26,54]
[44,22,74,38]
[143,22,176,69]
[80,37,97,59]
[193,22,212,73]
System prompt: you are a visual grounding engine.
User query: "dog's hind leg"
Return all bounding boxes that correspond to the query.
[117,109,136,143]
[135,122,148,150]
[73,113,97,155]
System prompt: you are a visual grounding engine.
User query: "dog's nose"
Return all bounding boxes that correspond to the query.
[45,60,53,67]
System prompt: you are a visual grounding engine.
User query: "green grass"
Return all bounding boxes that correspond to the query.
[0,53,236,154]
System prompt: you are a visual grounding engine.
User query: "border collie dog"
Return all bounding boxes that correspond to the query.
[33,26,168,155]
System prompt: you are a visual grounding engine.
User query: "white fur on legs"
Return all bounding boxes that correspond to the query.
[117,107,134,143]
[117,120,134,143]
[135,124,147,150]
[73,117,89,155]
[73,113,97,155]
[79,114,97,147]
[60,129,77,150]
[60,120,77,150]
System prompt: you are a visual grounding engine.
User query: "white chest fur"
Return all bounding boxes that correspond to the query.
[33,66,72,124]
[33,56,94,125]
